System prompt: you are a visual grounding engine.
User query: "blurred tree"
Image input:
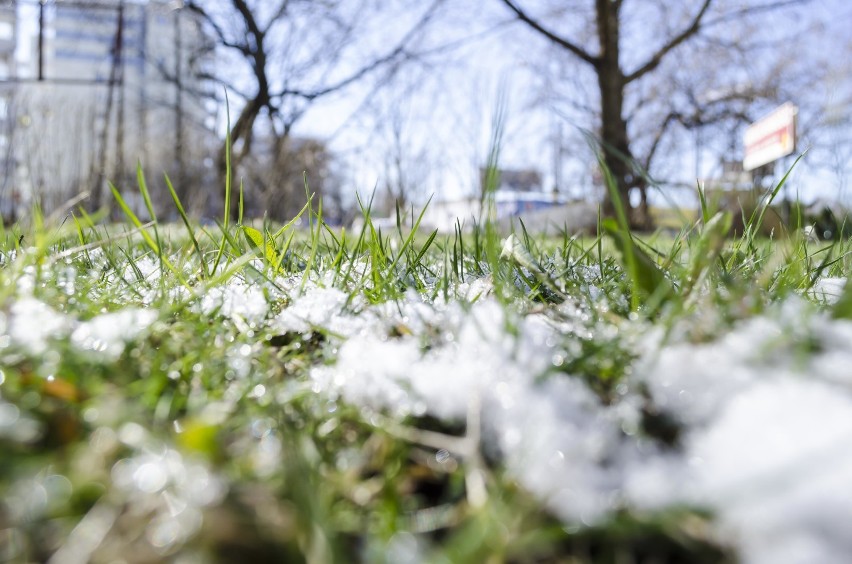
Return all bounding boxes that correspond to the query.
[240,135,347,223]
[499,0,813,227]
[185,0,444,221]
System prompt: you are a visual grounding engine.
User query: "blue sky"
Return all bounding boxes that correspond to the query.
[286,0,852,208]
[10,0,852,210]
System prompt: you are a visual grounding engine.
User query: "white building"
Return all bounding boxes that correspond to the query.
[0,0,215,221]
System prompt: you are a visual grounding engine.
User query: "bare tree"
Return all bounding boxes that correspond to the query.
[499,0,814,227]
[185,0,444,221]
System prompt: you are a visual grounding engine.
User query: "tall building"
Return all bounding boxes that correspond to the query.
[0,3,16,218]
[0,0,216,220]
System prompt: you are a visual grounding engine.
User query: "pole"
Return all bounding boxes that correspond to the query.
[37,1,44,81]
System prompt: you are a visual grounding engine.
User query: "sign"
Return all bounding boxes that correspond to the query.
[743,102,797,171]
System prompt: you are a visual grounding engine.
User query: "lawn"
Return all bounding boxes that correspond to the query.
[1,171,852,563]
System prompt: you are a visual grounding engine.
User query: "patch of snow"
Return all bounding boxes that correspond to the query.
[273,287,354,335]
[6,298,71,354]
[307,293,636,523]
[72,308,158,360]
[630,298,852,563]
[809,276,846,305]
[490,374,629,524]
[305,290,852,562]
[688,378,852,564]
[199,279,270,325]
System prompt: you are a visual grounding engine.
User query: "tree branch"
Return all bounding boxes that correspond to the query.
[273,0,445,101]
[499,0,599,67]
[625,0,714,84]
[700,0,810,29]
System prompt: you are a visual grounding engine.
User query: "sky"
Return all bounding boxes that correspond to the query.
[282,0,852,209]
[7,0,852,212]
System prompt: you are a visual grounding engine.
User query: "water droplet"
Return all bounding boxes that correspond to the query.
[147,514,180,548]
[0,402,20,427]
[134,461,169,493]
[118,422,147,447]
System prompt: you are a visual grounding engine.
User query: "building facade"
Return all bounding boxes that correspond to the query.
[0,0,215,221]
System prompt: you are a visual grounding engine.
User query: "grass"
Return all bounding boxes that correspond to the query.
[0,154,851,563]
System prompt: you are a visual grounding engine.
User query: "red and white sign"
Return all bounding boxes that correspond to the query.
[743,103,797,171]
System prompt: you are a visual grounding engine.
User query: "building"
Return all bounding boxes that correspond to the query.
[0,3,16,218]
[0,0,215,221]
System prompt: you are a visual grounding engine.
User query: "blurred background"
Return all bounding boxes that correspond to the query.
[0,0,849,233]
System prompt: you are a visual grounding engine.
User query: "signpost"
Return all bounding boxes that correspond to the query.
[743,102,798,171]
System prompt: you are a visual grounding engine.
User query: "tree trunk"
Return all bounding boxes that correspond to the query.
[595,0,642,227]
[594,0,652,229]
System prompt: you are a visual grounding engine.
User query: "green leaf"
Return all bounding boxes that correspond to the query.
[603,218,673,307]
[832,279,852,320]
[241,225,280,269]
[686,211,732,289]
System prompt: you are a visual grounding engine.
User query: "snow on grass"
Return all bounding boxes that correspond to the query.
[277,280,852,562]
[72,308,158,360]
[3,217,852,562]
[7,297,71,354]
[199,277,271,325]
[629,297,852,563]
[300,284,639,522]
[688,378,852,564]
[809,276,846,305]
[3,297,156,360]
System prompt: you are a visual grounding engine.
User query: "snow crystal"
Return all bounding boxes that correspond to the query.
[6,298,71,354]
[273,287,355,335]
[307,293,637,522]
[809,276,846,305]
[72,308,158,360]
[687,378,852,564]
[630,299,852,563]
[199,279,270,324]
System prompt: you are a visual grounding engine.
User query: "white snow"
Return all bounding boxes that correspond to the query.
[630,297,852,563]
[688,378,852,564]
[290,284,852,564]
[199,278,270,325]
[72,308,158,360]
[3,298,156,360]
[4,251,852,563]
[6,298,71,354]
[809,277,846,305]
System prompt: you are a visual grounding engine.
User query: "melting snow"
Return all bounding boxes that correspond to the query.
[809,276,846,305]
[4,254,852,563]
[199,278,270,325]
[72,309,158,360]
[6,298,71,354]
[285,284,852,564]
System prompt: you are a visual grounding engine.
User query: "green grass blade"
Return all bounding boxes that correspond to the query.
[165,173,207,279]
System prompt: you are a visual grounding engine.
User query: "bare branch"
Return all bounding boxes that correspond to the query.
[262,0,291,35]
[700,0,810,29]
[625,0,713,84]
[499,0,599,67]
[273,0,445,101]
